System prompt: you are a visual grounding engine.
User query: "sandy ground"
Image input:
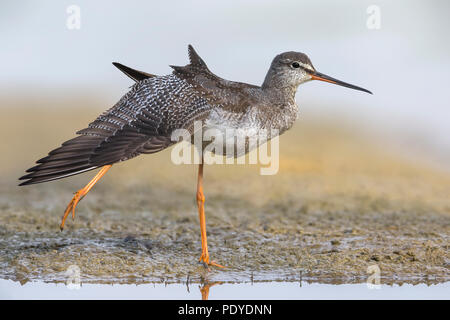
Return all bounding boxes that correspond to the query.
[0,100,449,286]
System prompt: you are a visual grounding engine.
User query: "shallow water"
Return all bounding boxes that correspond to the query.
[1,279,448,300]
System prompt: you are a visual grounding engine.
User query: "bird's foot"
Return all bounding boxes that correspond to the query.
[199,252,226,269]
[60,189,85,231]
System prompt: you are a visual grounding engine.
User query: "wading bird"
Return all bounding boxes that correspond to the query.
[19,45,371,268]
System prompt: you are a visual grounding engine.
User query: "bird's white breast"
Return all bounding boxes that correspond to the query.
[202,107,271,157]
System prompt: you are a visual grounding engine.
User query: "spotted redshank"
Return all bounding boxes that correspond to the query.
[19,45,371,268]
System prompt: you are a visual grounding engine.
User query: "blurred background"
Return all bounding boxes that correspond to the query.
[0,0,449,199]
[1,0,450,207]
[0,0,449,285]
[1,0,450,175]
[0,0,449,196]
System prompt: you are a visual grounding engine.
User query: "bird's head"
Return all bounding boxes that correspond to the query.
[262,51,372,94]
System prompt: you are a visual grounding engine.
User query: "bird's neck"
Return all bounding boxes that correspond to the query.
[261,85,298,108]
[262,71,298,104]
[257,84,299,134]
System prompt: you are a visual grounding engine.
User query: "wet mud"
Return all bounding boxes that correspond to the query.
[0,105,449,285]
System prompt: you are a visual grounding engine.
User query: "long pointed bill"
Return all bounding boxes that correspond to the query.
[310,71,372,94]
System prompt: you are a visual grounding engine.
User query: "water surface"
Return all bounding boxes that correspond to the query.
[1,279,448,300]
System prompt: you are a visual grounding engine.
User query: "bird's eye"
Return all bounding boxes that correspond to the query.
[291,62,300,68]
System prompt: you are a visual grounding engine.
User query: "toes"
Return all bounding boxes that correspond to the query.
[198,256,226,269]
[210,261,226,269]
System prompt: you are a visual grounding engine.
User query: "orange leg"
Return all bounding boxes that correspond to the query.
[197,161,225,269]
[60,165,112,231]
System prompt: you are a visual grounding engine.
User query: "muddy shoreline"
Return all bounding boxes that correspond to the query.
[0,107,449,286]
[1,182,448,286]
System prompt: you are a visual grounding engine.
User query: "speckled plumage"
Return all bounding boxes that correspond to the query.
[19,45,317,185]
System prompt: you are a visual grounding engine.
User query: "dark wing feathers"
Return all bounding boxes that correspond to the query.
[19,72,209,186]
[19,135,103,185]
[112,62,156,82]
[19,45,244,186]
[187,44,208,68]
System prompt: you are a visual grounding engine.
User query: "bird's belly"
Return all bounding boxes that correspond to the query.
[198,106,290,158]
[201,122,269,158]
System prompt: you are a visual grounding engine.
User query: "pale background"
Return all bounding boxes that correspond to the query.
[0,0,449,169]
[0,1,449,296]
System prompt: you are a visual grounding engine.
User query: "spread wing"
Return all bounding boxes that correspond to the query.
[19,74,212,185]
[19,45,260,186]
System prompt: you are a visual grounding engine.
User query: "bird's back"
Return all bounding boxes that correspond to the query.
[19,45,288,185]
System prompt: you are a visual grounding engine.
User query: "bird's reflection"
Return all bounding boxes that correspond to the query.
[186,273,224,300]
[199,281,223,300]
